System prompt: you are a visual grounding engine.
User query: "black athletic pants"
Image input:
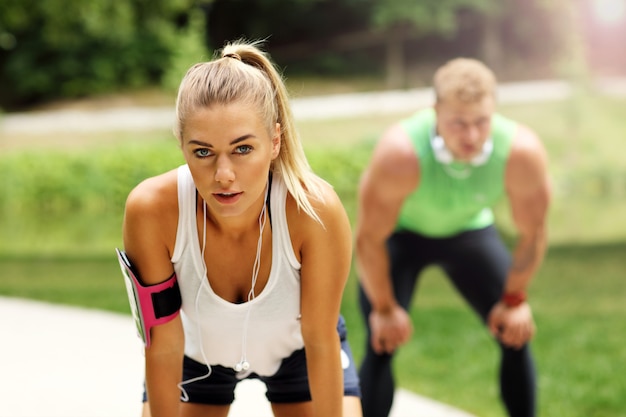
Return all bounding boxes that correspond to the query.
[358,226,536,417]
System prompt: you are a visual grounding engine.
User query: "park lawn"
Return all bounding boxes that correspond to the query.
[1,93,625,416]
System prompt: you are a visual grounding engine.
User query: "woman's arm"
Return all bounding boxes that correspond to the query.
[290,181,352,417]
[122,172,184,417]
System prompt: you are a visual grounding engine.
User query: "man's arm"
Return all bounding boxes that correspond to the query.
[355,123,419,354]
[489,124,551,348]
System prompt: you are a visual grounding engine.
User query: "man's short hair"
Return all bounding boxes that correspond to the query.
[433,58,496,104]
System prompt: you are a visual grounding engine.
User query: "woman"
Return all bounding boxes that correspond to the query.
[121,40,362,417]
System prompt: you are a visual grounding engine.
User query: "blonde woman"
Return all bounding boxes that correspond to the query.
[121,40,362,417]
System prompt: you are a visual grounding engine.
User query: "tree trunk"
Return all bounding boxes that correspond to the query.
[480,13,502,74]
[385,26,405,89]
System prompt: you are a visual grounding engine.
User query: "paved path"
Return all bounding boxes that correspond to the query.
[0,296,475,417]
[2,78,625,135]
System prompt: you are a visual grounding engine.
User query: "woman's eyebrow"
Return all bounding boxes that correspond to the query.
[186,134,256,147]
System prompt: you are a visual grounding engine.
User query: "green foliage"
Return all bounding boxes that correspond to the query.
[0,255,128,313]
[0,140,181,214]
[160,9,212,92]
[0,138,184,254]
[306,141,375,222]
[3,93,626,254]
[0,0,586,109]
[0,0,208,108]
[0,139,372,256]
[370,0,495,33]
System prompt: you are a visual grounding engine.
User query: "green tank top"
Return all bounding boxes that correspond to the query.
[396,108,516,237]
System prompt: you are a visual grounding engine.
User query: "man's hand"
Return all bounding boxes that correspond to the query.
[488,301,536,349]
[369,305,413,354]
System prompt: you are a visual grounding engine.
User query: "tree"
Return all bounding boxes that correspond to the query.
[0,0,209,109]
[201,0,572,88]
[367,0,496,88]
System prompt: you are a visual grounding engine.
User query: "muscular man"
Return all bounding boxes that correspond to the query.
[356,58,551,417]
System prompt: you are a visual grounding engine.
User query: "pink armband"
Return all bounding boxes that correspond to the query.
[116,248,181,347]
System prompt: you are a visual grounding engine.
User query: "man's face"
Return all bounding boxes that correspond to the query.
[434,96,495,162]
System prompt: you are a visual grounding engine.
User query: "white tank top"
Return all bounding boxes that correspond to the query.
[171,165,304,377]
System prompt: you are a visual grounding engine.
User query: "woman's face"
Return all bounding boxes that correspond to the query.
[181,102,280,220]
[434,95,494,162]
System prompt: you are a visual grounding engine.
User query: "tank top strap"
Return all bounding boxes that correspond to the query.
[171,165,196,263]
[268,172,301,270]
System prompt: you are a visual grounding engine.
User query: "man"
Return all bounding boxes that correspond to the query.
[355,58,551,417]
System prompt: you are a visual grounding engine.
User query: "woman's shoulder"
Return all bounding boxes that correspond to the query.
[122,168,181,265]
[125,168,179,217]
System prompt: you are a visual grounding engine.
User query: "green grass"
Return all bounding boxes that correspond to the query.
[0,255,128,313]
[1,92,626,416]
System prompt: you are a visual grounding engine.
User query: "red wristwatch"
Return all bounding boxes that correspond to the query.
[501,291,527,308]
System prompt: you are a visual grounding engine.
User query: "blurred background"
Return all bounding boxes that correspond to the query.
[1,1,625,416]
[1,0,625,109]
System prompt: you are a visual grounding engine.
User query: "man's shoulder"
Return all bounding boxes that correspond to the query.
[381,107,436,156]
[509,123,544,155]
[505,124,550,192]
[375,122,420,167]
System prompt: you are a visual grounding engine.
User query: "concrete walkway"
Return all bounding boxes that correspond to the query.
[2,78,625,136]
[0,296,475,417]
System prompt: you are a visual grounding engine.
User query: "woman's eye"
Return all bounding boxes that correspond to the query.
[194,148,211,158]
[235,145,253,154]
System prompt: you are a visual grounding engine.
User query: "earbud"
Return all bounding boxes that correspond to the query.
[234,360,250,372]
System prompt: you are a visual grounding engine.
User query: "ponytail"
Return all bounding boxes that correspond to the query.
[174,39,325,224]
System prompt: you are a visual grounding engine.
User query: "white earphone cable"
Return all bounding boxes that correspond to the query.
[177,201,213,401]
[237,186,268,371]
[180,182,270,387]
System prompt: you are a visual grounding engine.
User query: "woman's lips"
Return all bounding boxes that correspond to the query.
[213,191,242,204]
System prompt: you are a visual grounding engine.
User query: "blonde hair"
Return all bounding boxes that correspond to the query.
[174,39,325,224]
[433,58,497,104]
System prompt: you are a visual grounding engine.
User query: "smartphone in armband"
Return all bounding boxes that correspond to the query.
[115,248,181,347]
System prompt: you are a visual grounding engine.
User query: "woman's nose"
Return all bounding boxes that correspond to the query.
[214,155,235,184]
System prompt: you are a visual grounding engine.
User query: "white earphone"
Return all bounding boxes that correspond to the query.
[234,360,250,372]
[431,133,493,166]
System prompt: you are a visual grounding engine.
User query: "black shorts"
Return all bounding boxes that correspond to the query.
[144,315,360,405]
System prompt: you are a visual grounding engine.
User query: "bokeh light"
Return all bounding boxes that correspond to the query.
[591,0,626,25]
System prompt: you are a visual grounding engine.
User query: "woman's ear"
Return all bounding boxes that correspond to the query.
[271,123,281,160]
